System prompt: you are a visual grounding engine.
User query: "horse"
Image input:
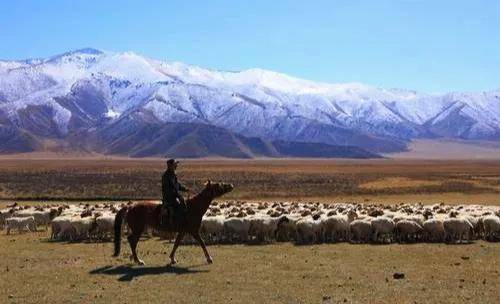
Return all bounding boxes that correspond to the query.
[113,180,233,265]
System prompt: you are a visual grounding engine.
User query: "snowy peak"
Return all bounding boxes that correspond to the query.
[0,48,498,157]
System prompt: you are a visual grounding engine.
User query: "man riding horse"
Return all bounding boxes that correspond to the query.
[162,158,189,225]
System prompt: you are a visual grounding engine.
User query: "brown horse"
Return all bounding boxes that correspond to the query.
[113,181,233,265]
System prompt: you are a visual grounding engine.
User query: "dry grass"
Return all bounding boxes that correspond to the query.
[1,231,499,304]
[1,157,499,303]
[0,158,498,204]
[359,177,442,189]
[385,139,500,160]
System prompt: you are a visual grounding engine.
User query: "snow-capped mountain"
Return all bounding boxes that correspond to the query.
[0,48,498,156]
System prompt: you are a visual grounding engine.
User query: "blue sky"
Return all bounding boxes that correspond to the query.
[1,0,499,93]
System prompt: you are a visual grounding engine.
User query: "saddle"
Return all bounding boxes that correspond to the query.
[159,204,185,230]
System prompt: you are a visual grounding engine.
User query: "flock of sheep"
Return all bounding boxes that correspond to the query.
[0,202,117,241]
[1,201,500,245]
[201,201,500,244]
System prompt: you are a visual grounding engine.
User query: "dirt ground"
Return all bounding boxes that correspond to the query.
[1,157,499,303]
[0,157,498,204]
[0,231,499,304]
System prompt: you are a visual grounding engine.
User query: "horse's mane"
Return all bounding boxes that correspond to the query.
[187,186,210,205]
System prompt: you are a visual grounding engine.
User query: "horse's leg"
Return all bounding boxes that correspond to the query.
[169,232,185,265]
[127,225,145,265]
[190,232,213,264]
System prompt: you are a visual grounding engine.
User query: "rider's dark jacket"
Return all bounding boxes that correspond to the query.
[162,169,187,206]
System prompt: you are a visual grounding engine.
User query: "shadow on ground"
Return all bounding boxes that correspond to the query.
[89,264,208,281]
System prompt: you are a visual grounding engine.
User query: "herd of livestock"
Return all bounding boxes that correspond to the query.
[1,201,500,244]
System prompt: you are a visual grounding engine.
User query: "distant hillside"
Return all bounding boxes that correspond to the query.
[82,116,379,158]
[1,48,497,157]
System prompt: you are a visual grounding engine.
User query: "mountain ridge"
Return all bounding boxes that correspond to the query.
[0,48,498,157]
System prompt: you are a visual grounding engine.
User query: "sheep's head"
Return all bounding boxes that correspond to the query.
[422,209,433,219]
[347,209,358,221]
[327,210,337,216]
[277,215,290,225]
[49,208,60,219]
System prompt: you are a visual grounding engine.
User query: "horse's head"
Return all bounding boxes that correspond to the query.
[203,180,234,198]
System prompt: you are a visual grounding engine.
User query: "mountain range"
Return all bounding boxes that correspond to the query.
[0,48,498,158]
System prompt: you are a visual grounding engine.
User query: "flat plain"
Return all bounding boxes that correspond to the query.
[0,157,499,304]
[0,156,499,204]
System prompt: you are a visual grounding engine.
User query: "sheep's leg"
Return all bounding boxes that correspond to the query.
[191,232,213,264]
[169,232,185,265]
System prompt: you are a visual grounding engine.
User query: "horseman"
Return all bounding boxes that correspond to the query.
[162,158,189,225]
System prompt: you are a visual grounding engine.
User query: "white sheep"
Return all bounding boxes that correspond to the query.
[349,219,372,243]
[395,220,423,243]
[482,215,500,241]
[462,215,482,239]
[248,215,281,243]
[443,217,473,243]
[371,216,395,243]
[275,215,299,242]
[0,209,13,228]
[51,216,76,240]
[70,216,96,240]
[223,217,251,242]
[17,209,59,230]
[321,210,357,242]
[94,214,115,240]
[200,215,225,243]
[295,216,323,244]
[5,216,36,234]
[423,218,445,242]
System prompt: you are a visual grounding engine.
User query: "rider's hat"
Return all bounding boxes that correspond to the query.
[166,158,179,165]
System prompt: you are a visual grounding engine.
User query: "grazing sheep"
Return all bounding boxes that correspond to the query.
[70,216,96,240]
[395,220,424,243]
[463,215,483,239]
[275,215,299,242]
[295,216,322,244]
[223,217,251,242]
[248,215,281,243]
[1,201,496,245]
[13,208,59,230]
[371,217,395,243]
[5,216,36,234]
[0,209,13,228]
[443,217,473,243]
[349,219,372,243]
[200,215,225,243]
[423,218,445,242]
[51,216,77,241]
[34,209,61,230]
[482,215,500,241]
[94,214,115,240]
[321,210,357,242]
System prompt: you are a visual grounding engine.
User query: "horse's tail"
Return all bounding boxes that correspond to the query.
[113,206,128,257]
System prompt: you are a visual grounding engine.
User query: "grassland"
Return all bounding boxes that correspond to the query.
[1,157,499,303]
[0,157,498,205]
[1,231,499,304]
[385,139,500,160]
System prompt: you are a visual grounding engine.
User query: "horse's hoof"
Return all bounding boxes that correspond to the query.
[137,260,145,266]
[207,257,213,264]
[169,258,177,265]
